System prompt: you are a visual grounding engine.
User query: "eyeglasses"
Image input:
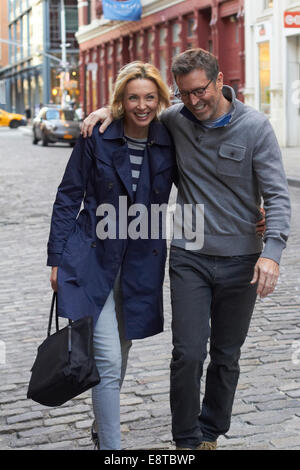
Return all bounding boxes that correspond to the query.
[174,79,213,100]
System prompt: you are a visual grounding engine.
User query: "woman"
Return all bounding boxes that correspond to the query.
[47,61,177,450]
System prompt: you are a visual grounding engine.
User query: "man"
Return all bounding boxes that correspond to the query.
[81,49,291,450]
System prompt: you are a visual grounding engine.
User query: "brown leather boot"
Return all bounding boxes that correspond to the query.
[197,440,217,450]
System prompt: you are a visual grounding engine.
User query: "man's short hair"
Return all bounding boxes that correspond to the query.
[172,48,219,82]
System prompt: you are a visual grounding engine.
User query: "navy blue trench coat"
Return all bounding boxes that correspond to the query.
[47,119,177,340]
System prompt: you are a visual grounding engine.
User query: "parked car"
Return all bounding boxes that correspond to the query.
[32,106,81,147]
[0,108,27,128]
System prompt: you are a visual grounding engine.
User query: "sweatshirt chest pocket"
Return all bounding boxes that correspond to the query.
[217,143,246,177]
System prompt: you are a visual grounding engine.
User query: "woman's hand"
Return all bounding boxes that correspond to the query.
[256,207,266,237]
[81,107,113,138]
[50,267,58,292]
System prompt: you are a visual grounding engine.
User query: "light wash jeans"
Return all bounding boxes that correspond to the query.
[92,275,132,450]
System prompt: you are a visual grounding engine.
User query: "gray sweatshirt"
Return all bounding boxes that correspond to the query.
[161,86,291,264]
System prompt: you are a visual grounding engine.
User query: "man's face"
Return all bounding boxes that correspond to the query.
[175,68,224,121]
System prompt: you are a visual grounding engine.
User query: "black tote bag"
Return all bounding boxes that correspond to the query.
[27,292,100,407]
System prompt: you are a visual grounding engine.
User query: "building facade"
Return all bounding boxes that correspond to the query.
[244,0,300,147]
[0,0,80,115]
[76,0,246,115]
[0,0,9,68]
[0,0,9,106]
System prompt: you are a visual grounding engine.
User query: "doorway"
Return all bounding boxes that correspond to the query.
[286,35,300,147]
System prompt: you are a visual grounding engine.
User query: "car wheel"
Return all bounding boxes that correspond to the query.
[69,142,75,147]
[42,133,48,146]
[32,130,39,145]
[9,120,19,129]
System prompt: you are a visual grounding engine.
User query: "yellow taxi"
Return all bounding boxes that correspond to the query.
[0,108,27,128]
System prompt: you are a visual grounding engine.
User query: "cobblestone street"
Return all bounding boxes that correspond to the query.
[0,127,300,450]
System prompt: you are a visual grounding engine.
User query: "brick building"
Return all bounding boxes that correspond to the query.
[76,0,246,115]
[0,0,9,69]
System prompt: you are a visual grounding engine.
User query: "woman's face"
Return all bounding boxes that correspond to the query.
[123,78,159,137]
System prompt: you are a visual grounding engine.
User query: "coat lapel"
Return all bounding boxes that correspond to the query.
[134,144,151,208]
[112,145,134,203]
[103,120,134,203]
[146,120,174,177]
[133,120,174,207]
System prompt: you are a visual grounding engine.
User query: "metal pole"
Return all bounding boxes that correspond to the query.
[43,0,50,106]
[60,0,68,107]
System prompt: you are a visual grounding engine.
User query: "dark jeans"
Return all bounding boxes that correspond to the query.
[169,246,259,448]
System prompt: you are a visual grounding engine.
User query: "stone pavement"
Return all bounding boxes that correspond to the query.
[0,126,300,450]
[281,147,300,188]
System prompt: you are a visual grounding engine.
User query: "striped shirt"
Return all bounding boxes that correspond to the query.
[125,135,147,196]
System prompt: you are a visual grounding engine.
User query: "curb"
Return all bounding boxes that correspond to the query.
[287,177,300,188]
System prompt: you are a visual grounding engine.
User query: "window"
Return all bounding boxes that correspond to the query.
[65,5,78,48]
[187,17,195,38]
[46,109,60,120]
[16,19,21,61]
[15,0,21,16]
[85,64,90,113]
[172,22,181,58]
[258,42,271,114]
[172,23,180,43]
[99,47,105,107]
[49,0,78,49]
[49,3,60,49]
[159,27,167,82]
[46,109,78,121]
[87,0,91,24]
[115,41,122,74]
[22,0,28,12]
[22,14,29,58]
[91,51,98,109]
[136,34,143,60]
[147,30,155,64]
[264,0,273,9]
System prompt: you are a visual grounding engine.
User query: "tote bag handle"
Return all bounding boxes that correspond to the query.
[47,292,71,337]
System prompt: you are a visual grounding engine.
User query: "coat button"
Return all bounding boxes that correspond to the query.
[154,188,160,195]
[91,242,97,248]
[108,182,114,189]
[152,249,158,256]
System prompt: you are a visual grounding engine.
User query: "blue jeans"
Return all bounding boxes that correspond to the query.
[92,274,132,450]
[169,247,259,448]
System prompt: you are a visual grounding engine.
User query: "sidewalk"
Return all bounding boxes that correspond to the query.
[282,147,300,188]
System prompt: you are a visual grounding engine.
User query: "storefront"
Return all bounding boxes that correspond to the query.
[244,0,300,148]
[255,20,272,115]
[285,11,300,147]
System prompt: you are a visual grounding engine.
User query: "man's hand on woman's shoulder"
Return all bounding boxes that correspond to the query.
[81,107,113,138]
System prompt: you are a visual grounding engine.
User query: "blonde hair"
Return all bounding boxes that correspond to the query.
[110,61,171,119]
